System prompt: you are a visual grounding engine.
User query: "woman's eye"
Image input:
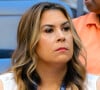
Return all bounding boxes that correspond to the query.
[44,28,53,33]
[63,26,70,31]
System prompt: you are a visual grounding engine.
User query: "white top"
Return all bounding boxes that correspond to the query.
[0,73,17,90]
[86,74,100,90]
[0,73,99,90]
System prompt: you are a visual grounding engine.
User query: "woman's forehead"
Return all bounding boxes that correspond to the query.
[40,9,68,26]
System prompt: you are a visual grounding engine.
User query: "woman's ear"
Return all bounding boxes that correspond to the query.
[96,77,100,90]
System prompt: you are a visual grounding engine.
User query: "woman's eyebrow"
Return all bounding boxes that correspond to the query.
[40,21,69,29]
[40,24,54,29]
[61,21,70,26]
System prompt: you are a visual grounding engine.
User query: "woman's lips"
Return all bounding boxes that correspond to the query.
[55,47,68,51]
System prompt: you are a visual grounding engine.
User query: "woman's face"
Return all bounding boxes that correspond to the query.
[36,10,73,65]
[84,0,100,13]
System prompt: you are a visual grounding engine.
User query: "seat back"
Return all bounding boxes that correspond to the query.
[32,0,74,18]
[0,58,11,73]
[76,0,84,17]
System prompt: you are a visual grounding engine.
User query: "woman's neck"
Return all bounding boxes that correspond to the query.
[36,61,67,90]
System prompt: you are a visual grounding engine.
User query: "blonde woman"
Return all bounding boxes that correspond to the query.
[0,2,86,90]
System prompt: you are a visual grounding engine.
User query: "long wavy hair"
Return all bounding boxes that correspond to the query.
[11,2,86,90]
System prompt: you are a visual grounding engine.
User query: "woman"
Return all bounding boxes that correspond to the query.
[0,2,86,90]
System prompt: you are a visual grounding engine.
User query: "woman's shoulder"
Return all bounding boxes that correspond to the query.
[0,72,15,83]
[0,72,13,78]
[0,72,17,90]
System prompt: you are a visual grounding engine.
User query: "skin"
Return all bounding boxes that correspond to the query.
[0,80,3,90]
[36,10,73,66]
[84,0,100,14]
[96,77,100,90]
[36,10,73,90]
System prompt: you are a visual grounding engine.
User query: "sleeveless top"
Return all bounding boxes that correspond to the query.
[0,73,67,90]
[0,72,99,90]
[0,73,17,90]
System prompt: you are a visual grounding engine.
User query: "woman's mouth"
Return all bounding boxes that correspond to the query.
[55,47,68,52]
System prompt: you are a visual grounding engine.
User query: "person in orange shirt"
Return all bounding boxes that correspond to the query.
[73,0,100,89]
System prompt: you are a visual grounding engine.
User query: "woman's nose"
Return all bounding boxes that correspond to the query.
[56,30,66,42]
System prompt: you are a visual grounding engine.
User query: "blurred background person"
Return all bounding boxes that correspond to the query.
[61,0,88,18]
[73,0,100,89]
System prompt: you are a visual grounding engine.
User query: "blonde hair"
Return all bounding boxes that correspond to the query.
[11,2,86,90]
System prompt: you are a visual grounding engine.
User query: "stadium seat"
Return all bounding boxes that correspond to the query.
[31,0,74,18]
[0,58,11,73]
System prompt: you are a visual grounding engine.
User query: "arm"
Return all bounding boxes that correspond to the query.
[0,80,3,90]
[96,77,100,90]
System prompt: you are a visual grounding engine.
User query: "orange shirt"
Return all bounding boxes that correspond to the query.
[73,12,100,75]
